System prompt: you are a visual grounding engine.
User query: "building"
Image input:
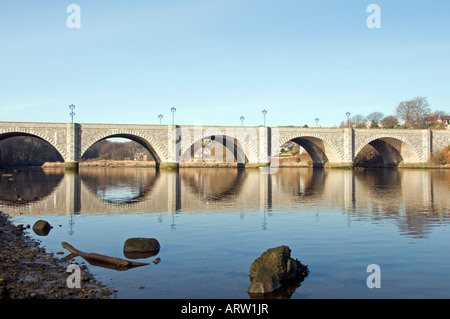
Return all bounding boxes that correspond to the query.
[429,113,450,129]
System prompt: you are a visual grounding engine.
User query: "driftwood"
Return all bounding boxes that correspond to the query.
[61,242,149,271]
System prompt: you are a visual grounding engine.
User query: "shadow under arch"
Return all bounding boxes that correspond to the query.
[0,132,65,166]
[180,168,247,202]
[356,137,421,167]
[80,167,161,205]
[180,135,249,167]
[275,136,343,167]
[81,134,162,168]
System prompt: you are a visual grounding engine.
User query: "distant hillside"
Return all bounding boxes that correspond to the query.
[81,139,152,161]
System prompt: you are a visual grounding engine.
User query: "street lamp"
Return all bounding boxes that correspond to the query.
[158,114,163,125]
[262,109,267,126]
[69,104,75,123]
[171,107,176,125]
[315,118,319,127]
[346,112,351,128]
[240,116,245,126]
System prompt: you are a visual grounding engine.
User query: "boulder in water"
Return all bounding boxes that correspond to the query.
[248,245,309,295]
[123,237,160,259]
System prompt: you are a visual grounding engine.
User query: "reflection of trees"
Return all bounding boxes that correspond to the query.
[180,169,246,201]
[0,168,64,204]
[80,168,159,204]
[353,169,450,238]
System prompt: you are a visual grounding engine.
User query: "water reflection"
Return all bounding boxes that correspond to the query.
[1,167,449,239]
[0,168,64,203]
[81,168,160,204]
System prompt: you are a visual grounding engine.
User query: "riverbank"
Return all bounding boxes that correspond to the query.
[39,159,450,169]
[0,210,115,299]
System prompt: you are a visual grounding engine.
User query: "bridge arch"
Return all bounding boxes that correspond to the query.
[81,132,166,165]
[355,136,422,166]
[273,134,344,167]
[0,131,66,163]
[180,130,258,165]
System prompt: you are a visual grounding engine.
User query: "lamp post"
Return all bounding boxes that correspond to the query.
[171,107,176,125]
[158,114,163,125]
[240,116,245,126]
[346,112,351,128]
[315,118,319,127]
[262,109,267,126]
[69,104,75,123]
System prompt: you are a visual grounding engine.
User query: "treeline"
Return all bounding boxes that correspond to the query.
[82,139,152,161]
[0,136,63,167]
[0,136,153,167]
[340,96,449,129]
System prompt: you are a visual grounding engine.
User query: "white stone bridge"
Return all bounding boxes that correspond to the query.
[0,121,449,168]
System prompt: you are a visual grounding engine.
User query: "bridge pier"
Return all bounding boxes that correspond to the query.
[160,162,179,170]
[64,161,79,171]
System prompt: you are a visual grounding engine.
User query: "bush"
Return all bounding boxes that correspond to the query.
[429,146,450,165]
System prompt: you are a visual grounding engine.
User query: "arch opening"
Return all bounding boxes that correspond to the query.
[0,133,64,168]
[355,137,421,167]
[274,136,342,168]
[180,135,249,167]
[81,134,162,167]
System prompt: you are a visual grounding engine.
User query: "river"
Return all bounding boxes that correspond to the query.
[1,167,449,299]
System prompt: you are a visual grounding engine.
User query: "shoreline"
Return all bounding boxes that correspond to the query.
[0,210,115,299]
[39,160,450,169]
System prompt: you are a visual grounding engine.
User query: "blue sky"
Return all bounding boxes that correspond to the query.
[0,1,449,127]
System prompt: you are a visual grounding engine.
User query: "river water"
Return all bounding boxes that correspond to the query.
[1,167,449,299]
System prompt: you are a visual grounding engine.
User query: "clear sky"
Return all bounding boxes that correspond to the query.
[0,1,449,127]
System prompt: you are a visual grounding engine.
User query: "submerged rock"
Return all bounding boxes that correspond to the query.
[248,245,309,295]
[123,237,160,259]
[32,220,52,236]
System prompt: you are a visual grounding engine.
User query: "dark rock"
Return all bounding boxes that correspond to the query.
[32,220,51,236]
[123,237,160,259]
[248,245,309,295]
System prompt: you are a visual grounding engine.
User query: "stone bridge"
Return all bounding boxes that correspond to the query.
[0,122,449,168]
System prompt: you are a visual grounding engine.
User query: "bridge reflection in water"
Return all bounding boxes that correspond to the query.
[1,167,449,239]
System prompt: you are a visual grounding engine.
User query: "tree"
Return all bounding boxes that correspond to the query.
[395,97,431,128]
[350,114,366,124]
[380,115,398,129]
[366,112,384,123]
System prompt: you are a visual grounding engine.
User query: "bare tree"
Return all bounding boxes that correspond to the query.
[380,115,398,129]
[350,114,366,124]
[366,112,384,123]
[395,97,431,128]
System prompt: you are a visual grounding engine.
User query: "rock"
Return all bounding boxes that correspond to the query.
[248,245,309,295]
[123,237,160,259]
[32,220,52,236]
[248,266,281,294]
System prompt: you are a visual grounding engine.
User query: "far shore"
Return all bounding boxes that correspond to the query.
[38,159,450,169]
